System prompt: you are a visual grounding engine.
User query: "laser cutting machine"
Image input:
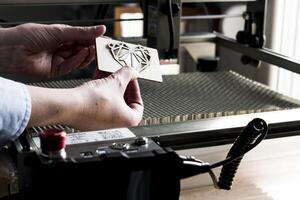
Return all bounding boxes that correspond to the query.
[1,0,300,199]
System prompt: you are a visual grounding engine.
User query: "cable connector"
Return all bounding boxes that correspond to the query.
[179,156,211,179]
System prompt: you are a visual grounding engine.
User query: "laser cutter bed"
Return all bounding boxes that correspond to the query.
[26,70,300,149]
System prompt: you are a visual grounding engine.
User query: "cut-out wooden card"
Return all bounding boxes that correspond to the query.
[96,37,163,82]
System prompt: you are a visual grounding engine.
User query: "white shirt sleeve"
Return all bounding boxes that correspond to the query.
[0,77,31,147]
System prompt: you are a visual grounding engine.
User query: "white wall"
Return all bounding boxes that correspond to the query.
[265,0,300,99]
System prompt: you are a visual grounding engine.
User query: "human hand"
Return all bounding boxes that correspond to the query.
[28,66,144,130]
[72,66,144,130]
[0,23,106,77]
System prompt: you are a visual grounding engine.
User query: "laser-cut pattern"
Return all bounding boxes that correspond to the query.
[107,42,151,73]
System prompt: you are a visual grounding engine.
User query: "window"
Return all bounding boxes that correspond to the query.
[267,0,300,99]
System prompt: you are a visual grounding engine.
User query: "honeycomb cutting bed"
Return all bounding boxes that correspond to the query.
[28,71,300,134]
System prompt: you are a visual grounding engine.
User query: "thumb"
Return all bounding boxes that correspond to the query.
[55,24,106,45]
[109,66,139,93]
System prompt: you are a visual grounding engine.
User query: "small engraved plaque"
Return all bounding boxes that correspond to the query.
[96,37,162,82]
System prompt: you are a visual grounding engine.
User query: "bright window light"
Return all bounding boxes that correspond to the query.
[120,13,143,37]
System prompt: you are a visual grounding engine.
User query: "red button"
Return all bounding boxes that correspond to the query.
[39,129,66,153]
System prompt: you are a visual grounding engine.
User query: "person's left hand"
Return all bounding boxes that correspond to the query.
[0,23,106,77]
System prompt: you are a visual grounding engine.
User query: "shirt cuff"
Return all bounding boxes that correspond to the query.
[0,77,31,147]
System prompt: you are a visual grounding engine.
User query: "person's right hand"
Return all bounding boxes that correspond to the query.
[28,66,144,130]
[73,66,144,130]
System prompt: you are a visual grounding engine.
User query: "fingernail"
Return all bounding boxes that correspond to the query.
[96,25,106,35]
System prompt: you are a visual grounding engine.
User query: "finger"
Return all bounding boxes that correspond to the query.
[109,66,139,94]
[78,45,96,69]
[52,55,65,70]
[125,105,144,127]
[57,42,74,51]
[119,90,144,127]
[54,24,106,45]
[73,45,87,54]
[57,50,73,59]
[56,44,88,59]
[93,69,111,79]
[124,80,144,126]
[124,80,143,108]
[53,47,89,77]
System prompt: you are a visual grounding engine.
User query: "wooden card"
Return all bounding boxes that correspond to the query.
[96,37,163,82]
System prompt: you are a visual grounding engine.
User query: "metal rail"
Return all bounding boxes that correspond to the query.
[215,32,300,75]
[0,0,256,5]
[0,0,139,6]
[182,0,256,2]
[0,18,143,26]
[181,13,242,20]
[181,32,216,43]
[131,108,300,149]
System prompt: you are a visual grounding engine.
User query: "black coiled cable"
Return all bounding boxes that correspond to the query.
[179,118,268,190]
[217,118,268,189]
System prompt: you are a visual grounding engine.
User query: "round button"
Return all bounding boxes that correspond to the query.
[134,137,148,146]
[39,128,66,153]
[110,142,130,150]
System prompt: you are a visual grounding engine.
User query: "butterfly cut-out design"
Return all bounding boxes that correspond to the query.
[107,42,151,73]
